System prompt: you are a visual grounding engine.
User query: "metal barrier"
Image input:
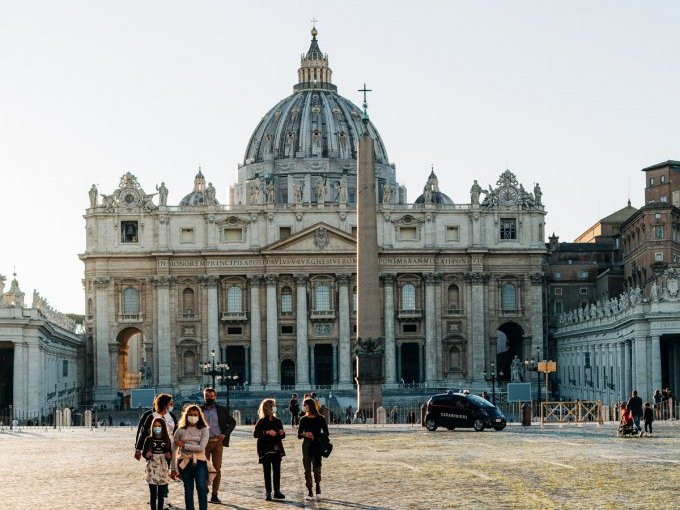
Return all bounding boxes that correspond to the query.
[540,400,603,425]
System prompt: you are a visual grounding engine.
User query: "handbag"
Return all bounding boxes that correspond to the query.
[313,434,333,458]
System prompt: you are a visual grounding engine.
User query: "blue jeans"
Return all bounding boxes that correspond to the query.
[633,415,642,432]
[180,460,208,510]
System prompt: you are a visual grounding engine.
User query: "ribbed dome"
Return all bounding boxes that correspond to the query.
[243,90,389,165]
[180,170,219,207]
[414,191,454,205]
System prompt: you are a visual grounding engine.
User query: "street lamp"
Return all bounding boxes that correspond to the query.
[200,349,229,390]
[524,346,542,403]
[218,366,239,412]
[482,362,503,405]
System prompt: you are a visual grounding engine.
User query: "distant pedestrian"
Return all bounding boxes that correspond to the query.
[653,389,663,420]
[391,406,398,424]
[142,418,172,510]
[108,414,113,427]
[171,405,210,510]
[253,398,286,501]
[643,402,654,436]
[298,398,329,500]
[289,394,300,427]
[627,390,644,435]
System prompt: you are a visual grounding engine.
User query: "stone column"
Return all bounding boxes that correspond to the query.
[337,274,352,387]
[309,345,316,386]
[295,274,310,387]
[248,276,263,388]
[202,276,220,357]
[154,276,173,389]
[332,343,338,384]
[465,271,488,380]
[396,342,402,382]
[383,274,396,384]
[651,335,662,395]
[529,273,545,355]
[109,343,119,390]
[634,335,649,399]
[424,273,437,384]
[94,277,112,401]
[12,342,26,415]
[624,339,632,399]
[265,275,279,388]
[244,346,250,385]
[617,342,624,401]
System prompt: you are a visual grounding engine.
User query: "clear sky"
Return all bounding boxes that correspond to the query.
[2,1,679,314]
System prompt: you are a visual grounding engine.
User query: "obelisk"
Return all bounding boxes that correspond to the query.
[355,84,384,418]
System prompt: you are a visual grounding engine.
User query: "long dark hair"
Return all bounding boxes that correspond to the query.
[303,398,321,417]
[148,417,171,446]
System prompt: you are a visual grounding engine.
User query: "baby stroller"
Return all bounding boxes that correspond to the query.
[617,421,637,437]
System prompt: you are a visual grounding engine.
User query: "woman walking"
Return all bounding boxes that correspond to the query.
[298,398,329,499]
[171,405,210,510]
[253,398,286,500]
[142,418,172,510]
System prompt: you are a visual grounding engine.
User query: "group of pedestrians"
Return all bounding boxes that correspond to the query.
[619,389,656,437]
[134,390,330,509]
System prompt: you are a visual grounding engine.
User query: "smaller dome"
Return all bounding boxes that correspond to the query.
[180,169,219,207]
[414,191,454,205]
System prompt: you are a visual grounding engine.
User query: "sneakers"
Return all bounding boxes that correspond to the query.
[306,488,314,500]
[210,494,222,504]
[273,491,286,499]
[163,499,171,510]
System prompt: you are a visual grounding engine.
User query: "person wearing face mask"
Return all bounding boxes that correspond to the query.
[171,405,210,510]
[135,394,178,510]
[142,418,172,510]
[298,398,329,499]
[200,387,236,504]
[253,398,286,501]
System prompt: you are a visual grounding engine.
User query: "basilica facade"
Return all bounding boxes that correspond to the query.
[81,29,547,405]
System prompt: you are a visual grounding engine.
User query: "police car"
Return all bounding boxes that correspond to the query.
[424,390,507,432]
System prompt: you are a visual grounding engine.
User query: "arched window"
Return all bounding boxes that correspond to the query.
[315,284,331,311]
[447,285,460,311]
[183,351,196,376]
[182,288,195,315]
[87,298,93,317]
[281,286,293,314]
[402,283,416,310]
[501,283,517,311]
[122,287,139,315]
[227,286,242,313]
[449,347,461,372]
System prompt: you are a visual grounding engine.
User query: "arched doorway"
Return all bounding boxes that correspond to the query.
[116,327,145,409]
[281,359,296,387]
[495,322,524,382]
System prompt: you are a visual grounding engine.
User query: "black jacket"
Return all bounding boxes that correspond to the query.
[643,407,654,422]
[253,416,286,463]
[627,396,644,417]
[200,403,237,447]
[134,410,178,452]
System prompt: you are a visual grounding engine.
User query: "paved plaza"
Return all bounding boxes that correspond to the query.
[2,422,679,510]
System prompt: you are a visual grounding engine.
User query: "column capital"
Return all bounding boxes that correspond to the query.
[153,275,175,288]
[93,277,111,290]
[248,274,263,285]
[381,273,396,285]
[294,274,308,286]
[199,275,219,288]
[464,271,489,284]
[423,273,438,285]
[108,343,119,354]
[336,273,351,286]
[265,274,279,286]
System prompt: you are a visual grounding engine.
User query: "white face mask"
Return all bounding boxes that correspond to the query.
[168,406,174,413]
[187,416,199,425]
[272,406,277,414]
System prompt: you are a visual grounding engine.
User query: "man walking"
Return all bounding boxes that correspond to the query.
[201,387,237,504]
[627,389,644,436]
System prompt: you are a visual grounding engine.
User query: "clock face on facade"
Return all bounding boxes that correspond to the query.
[498,186,518,205]
[121,188,139,208]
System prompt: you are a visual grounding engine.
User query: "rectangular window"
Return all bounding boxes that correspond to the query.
[673,191,680,207]
[281,292,293,314]
[553,272,561,280]
[180,228,194,244]
[554,301,563,314]
[584,352,591,368]
[62,360,68,377]
[654,227,664,239]
[655,252,664,262]
[351,227,357,237]
[661,175,666,184]
[500,218,517,240]
[121,221,138,243]
[554,288,563,296]
[660,196,668,203]
[227,326,242,335]
[649,177,655,187]
[655,213,662,219]
[402,323,418,333]
[579,287,588,295]
[279,227,292,240]
[280,325,294,335]
[399,226,418,241]
[222,228,243,243]
[445,226,460,242]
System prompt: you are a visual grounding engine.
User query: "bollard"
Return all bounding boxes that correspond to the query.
[84,410,92,428]
[376,407,386,425]
[521,403,532,426]
[232,410,241,426]
[420,404,427,427]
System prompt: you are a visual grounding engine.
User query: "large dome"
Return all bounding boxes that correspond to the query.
[232,27,400,206]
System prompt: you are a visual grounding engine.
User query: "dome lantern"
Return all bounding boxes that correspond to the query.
[295,26,336,92]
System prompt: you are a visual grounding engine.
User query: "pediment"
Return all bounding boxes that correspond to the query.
[262,222,356,253]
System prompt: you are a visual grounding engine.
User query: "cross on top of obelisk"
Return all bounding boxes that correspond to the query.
[358,83,372,123]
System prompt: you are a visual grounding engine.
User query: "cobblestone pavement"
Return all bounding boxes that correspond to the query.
[2,422,679,510]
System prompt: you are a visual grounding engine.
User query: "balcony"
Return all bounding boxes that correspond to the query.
[443,308,462,317]
[117,313,144,323]
[397,308,422,321]
[310,309,336,321]
[221,311,248,322]
[179,311,200,321]
[497,308,523,317]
